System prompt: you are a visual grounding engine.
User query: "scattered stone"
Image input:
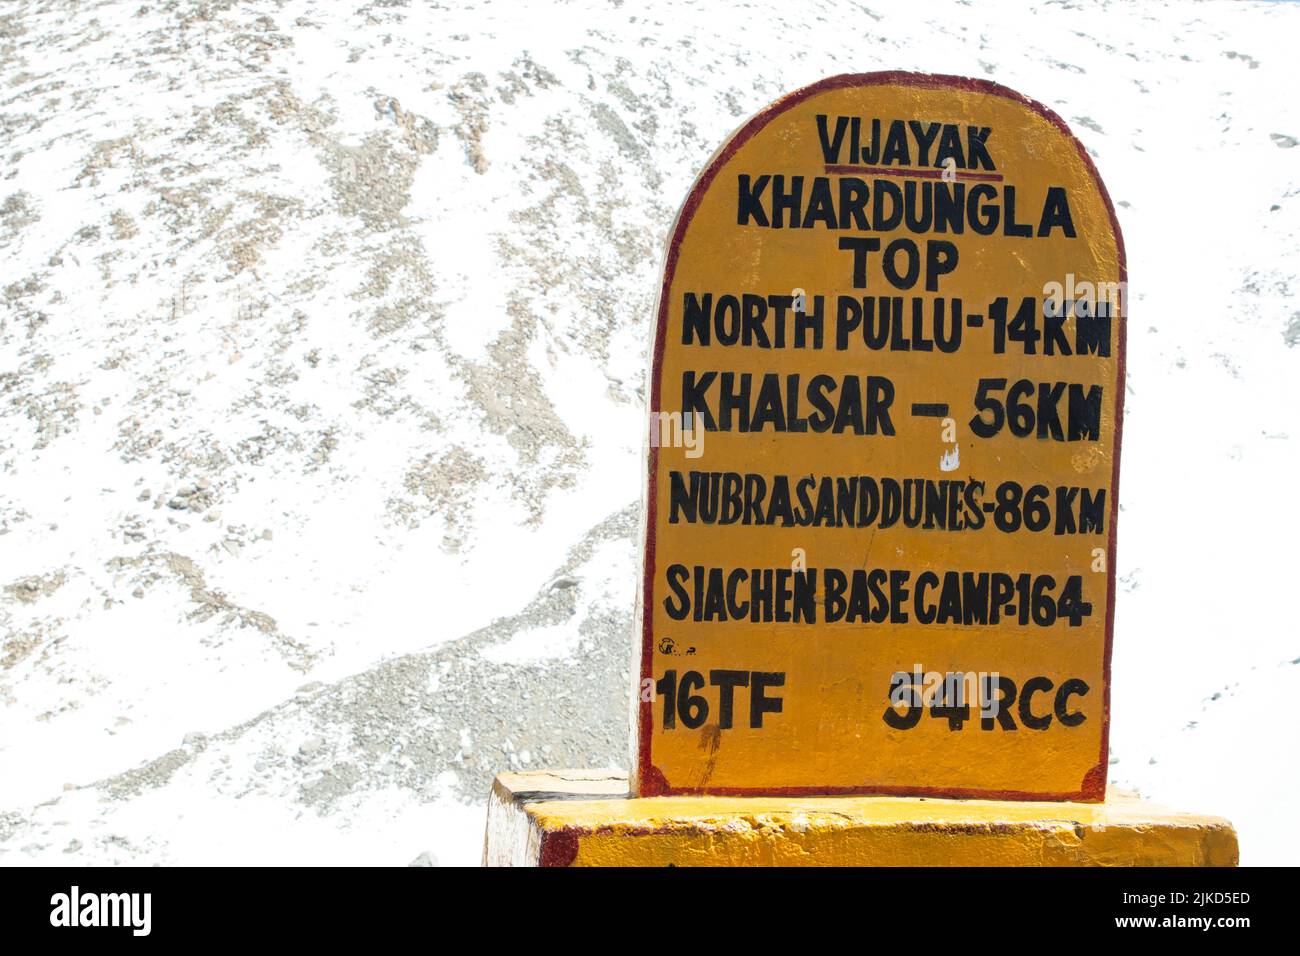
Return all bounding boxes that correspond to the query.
[1285,313,1300,348]
[408,851,438,867]
[5,572,66,604]
[299,736,326,756]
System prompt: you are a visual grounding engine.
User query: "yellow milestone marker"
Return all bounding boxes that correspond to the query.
[635,71,1124,800]
[482,73,1236,866]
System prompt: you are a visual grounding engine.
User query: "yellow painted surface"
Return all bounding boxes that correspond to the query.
[496,773,1234,867]
[639,74,1123,799]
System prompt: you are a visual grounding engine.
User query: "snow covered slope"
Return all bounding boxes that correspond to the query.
[1,0,1297,865]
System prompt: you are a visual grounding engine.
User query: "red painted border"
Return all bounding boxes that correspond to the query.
[538,828,581,867]
[635,71,1126,802]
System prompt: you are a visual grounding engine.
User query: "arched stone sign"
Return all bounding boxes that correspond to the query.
[634,72,1125,801]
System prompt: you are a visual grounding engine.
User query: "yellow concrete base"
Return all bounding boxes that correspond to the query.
[482,770,1237,867]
